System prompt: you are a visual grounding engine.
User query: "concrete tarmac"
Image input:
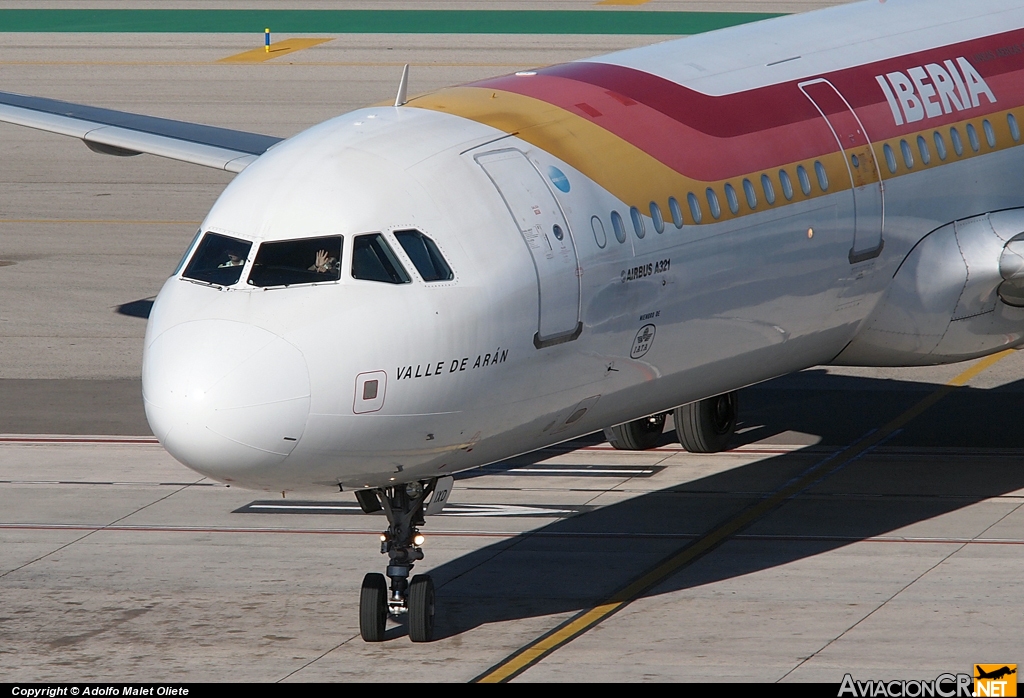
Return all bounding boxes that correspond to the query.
[2,3,1023,684]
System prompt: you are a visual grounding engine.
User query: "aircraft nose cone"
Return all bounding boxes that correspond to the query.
[143,320,311,482]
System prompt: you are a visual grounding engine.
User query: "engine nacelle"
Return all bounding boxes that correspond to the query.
[834,209,1024,366]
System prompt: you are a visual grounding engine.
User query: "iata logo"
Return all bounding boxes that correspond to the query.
[875,57,996,126]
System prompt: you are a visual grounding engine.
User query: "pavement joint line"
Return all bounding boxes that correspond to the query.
[470,349,1017,683]
[778,491,1024,682]
[0,476,204,580]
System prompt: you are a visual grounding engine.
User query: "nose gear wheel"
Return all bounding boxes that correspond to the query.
[357,479,438,643]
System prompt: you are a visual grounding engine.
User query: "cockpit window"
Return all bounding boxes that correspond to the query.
[351,233,410,284]
[247,235,342,288]
[182,232,252,286]
[394,229,454,282]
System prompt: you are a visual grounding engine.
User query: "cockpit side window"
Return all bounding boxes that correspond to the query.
[173,229,203,276]
[247,235,342,288]
[182,232,252,286]
[351,233,411,284]
[393,229,454,282]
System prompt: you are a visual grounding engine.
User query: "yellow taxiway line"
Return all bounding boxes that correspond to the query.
[473,349,1017,683]
[217,38,333,64]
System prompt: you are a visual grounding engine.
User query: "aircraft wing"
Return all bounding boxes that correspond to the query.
[0,91,283,173]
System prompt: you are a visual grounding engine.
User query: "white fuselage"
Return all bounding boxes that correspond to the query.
[142,0,1024,491]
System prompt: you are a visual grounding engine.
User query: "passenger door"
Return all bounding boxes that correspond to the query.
[799,79,885,263]
[476,149,582,347]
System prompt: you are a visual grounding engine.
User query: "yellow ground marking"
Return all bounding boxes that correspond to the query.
[473,349,1017,683]
[217,38,333,64]
[0,219,199,225]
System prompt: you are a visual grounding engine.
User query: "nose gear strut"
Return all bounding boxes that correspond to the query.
[357,478,437,642]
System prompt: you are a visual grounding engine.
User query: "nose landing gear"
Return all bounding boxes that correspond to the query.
[356,480,437,643]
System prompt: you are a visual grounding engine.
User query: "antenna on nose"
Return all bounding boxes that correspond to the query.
[394,64,410,107]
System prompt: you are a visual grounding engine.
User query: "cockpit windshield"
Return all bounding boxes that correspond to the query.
[181,232,252,286]
[247,235,343,288]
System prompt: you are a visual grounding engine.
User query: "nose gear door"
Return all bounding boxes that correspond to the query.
[476,149,582,348]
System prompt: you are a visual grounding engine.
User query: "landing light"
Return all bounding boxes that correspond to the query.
[515,71,537,76]
[414,534,425,546]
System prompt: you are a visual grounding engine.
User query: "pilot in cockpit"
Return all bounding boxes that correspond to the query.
[217,250,246,268]
[309,249,339,274]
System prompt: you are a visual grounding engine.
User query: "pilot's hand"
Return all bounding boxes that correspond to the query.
[313,249,329,272]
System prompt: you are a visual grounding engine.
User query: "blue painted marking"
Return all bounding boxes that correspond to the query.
[548,166,570,193]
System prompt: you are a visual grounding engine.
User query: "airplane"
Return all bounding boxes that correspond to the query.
[3,0,1024,644]
[976,666,1017,681]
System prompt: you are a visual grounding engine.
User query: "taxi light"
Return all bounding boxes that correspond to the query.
[413,534,425,546]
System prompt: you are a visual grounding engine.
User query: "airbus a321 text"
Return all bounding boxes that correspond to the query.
[4,0,1024,642]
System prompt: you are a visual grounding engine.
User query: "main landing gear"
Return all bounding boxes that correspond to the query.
[605,391,739,454]
[355,480,437,643]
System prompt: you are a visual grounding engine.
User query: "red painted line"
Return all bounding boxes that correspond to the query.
[2,523,1021,546]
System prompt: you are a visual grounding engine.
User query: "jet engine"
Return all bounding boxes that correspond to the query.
[834,209,1024,366]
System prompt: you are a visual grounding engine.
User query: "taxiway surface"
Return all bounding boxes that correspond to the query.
[1,3,1022,683]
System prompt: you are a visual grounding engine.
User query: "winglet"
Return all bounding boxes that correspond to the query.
[394,64,410,107]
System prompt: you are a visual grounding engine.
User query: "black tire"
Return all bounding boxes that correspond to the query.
[674,392,738,453]
[408,574,435,643]
[604,413,667,451]
[359,573,388,642]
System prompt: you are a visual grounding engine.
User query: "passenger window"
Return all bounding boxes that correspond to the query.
[983,119,996,148]
[248,235,342,287]
[1009,113,1021,142]
[591,216,607,249]
[182,232,252,287]
[724,184,740,214]
[900,139,914,168]
[917,135,931,165]
[967,123,980,152]
[630,206,645,238]
[668,197,684,229]
[649,202,665,234]
[779,170,794,200]
[796,165,811,196]
[687,193,703,223]
[883,144,897,173]
[351,233,410,284]
[814,161,829,191]
[706,188,721,219]
[934,132,947,161]
[611,210,627,243]
[394,229,454,282]
[950,127,964,156]
[743,179,757,209]
[760,174,775,205]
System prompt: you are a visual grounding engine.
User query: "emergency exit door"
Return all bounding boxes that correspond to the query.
[476,149,582,347]
[800,78,885,263]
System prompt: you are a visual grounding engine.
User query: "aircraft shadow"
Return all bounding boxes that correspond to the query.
[419,370,1024,640]
[116,297,154,319]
